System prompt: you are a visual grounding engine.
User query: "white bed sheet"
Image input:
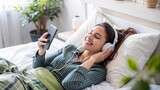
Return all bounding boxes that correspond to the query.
[0,38,64,69]
[0,42,37,68]
[0,39,159,90]
[83,81,160,90]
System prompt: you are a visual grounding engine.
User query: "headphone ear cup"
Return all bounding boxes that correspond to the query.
[102,43,115,51]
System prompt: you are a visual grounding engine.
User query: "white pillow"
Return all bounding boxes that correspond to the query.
[106,33,160,88]
[65,10,113,47]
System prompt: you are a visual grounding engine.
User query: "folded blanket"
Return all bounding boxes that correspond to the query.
[0,57,18,74]
[0,73,26,90]
[31,67,64,90]
[0,58,46,90]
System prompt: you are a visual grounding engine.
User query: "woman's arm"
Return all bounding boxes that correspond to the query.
[32,48,63,68]
[81,48,112,70]
[32,44,76,68]
[37,32,48,55]
[61,49,112,90]
[61,65,106,90]
[32,32,63,68]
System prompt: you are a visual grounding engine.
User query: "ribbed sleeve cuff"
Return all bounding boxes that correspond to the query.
[35,50,45,60]
[32,50,46,68]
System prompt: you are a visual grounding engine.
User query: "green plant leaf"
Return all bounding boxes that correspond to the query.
[121,76,132,85]
[131,79,150,90]
[147,54,160,74]
[127,57,139,71]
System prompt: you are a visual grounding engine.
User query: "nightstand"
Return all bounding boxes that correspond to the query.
[58,31,74,41]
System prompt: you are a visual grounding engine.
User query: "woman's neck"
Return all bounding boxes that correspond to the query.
[77,50,95,62]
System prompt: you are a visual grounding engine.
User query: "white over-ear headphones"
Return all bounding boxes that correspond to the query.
[102,29,118,51]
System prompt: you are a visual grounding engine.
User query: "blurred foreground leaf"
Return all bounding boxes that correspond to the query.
[121,76,132,85]
[131,79,150,90]
[122,55,160,90]
[147,54,160,74]
[128,57,139,71]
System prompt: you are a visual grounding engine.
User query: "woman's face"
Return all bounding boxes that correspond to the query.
[82,26,107,53]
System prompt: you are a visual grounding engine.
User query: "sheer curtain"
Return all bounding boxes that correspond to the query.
[0,0,33,48]
[0,1,10,48]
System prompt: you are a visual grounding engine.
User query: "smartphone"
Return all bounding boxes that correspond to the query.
[45,24,58,50]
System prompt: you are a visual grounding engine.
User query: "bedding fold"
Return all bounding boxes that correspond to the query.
[30,67,64,90]
[0,57,51,90]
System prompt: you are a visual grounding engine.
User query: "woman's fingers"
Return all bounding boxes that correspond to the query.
[37,32,49,48]
[102,48,113,57]
[37,32,49,55]
[38,32,49,45]
[38,40,46,46]
[92,49,113,63]
[38,37,48,43]
[41,32,49,38]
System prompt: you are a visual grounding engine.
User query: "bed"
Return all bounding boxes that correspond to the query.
[0,0,160,90]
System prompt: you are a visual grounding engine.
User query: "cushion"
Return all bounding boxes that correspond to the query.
[106,33,160,88]
[65,9,113,47]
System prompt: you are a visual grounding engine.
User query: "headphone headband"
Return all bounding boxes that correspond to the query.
[113,29,118,46]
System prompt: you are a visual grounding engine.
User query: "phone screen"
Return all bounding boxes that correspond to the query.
[45,24,58,50]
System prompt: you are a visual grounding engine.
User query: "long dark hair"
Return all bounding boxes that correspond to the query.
[96,22,137,66]
[95,23,115,44]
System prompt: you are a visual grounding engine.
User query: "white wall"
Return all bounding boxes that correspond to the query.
[56,0,83,33]
[54,0,94,33]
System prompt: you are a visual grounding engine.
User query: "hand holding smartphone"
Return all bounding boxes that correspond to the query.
[45,24,58,50]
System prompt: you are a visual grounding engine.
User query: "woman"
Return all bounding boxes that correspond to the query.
[32,22,136,90]
[0,22,136,90]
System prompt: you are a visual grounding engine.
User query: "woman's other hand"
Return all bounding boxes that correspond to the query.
[38,32,48,55]
[81,49,113,70]
[91,48,113,63]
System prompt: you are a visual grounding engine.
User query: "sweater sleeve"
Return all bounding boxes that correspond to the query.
[61,65,106,90]
[32,48,63,68]
[32,44,77,68]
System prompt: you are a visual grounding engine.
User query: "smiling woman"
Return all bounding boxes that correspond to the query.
[0,22,136,90]
[32,22,136,90]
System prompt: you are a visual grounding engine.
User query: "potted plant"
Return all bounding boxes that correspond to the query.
[15,0,62,41]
